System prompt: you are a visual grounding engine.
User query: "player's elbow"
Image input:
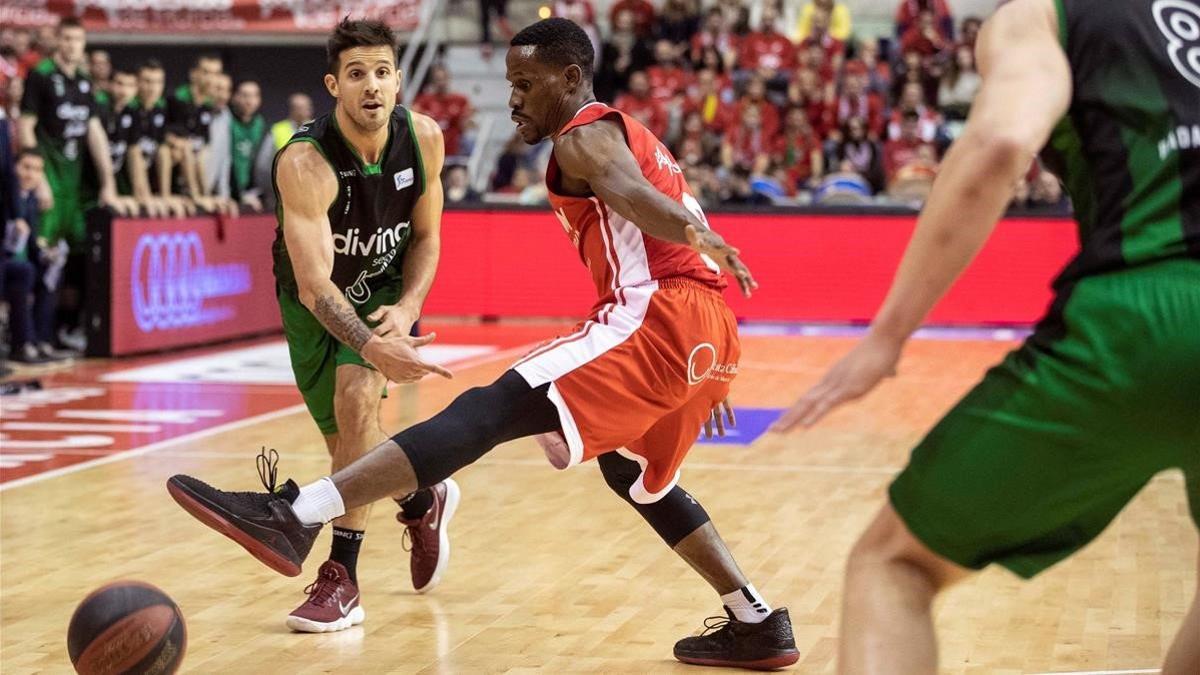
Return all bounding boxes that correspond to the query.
[962,129,1034,178]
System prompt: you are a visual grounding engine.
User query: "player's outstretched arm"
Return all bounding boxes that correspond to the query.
[277,142,450,382]
[367,112,445,338]
[554,121,757,296]
[86,117,131,216]
[772,0,1071,432]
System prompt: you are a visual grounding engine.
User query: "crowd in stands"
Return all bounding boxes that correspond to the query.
[479,0,1066,210]
[1,5,1072,370]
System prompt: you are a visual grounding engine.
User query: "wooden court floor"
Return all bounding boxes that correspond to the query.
[1,331,1194,674]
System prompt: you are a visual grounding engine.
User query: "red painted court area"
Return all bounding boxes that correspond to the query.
[0,323,560,486]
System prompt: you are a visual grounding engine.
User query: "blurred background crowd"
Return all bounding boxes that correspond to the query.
[1,0,1070,371]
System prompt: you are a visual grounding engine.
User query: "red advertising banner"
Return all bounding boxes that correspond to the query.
[104,215,281,355]
[423,210,1080,325]
[2,0,421,33]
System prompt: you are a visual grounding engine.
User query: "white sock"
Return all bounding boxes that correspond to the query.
[290,477,345,525]
[721,584,771,623]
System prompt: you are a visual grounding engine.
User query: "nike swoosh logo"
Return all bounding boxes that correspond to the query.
[339,594,358,615]
[427,505,440,530]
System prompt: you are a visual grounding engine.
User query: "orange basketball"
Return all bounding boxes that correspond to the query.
[67,581,186,675]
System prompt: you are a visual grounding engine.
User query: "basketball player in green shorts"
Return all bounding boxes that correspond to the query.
[773,0,1200,671]
[270,18,460,632]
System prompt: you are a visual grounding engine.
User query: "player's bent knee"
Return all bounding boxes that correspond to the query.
[848,503,967,590]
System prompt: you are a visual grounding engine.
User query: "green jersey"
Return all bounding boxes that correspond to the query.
[272,107,426,308]
[1043,0,1200,284]
[230,113,266,197]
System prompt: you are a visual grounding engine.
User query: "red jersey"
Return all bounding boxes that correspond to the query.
[413,91,471,156]
[547,102,726,306]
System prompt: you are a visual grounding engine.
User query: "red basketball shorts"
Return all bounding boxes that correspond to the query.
[513,278,740,503]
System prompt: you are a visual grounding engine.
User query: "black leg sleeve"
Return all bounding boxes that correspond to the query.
[597,452,712,547]
[392,370,561,489]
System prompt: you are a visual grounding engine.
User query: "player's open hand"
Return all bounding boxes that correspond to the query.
[703,397,737,439]
[770,333,902,432]
[685,225,758,297]
[367,303,417,338]
[362,332,453,383]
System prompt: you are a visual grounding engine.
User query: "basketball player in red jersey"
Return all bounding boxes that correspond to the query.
[167,18,799,669]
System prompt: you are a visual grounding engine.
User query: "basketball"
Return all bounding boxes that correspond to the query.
[66,582,186,675]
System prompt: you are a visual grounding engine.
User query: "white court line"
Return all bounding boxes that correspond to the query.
[0,342,538,492]
[0,404,307,492]
[1027,669,1159,675]
[1027,662,1156,667]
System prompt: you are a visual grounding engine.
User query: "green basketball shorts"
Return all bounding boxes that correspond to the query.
[277,284,402,436]
[41,157,86,247]
[890,259,1200,579]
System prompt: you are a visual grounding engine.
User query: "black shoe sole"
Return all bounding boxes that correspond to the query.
[167,478,303,577]
[674,651,800,671]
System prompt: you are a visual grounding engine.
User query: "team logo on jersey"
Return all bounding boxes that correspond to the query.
[394,167,414,190]
[333,221,410,257]
[1153,0,1200,89]
[654,145,682,175]
[686,343,738,385]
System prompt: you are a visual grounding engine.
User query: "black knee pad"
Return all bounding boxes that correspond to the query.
[597,453,711,547]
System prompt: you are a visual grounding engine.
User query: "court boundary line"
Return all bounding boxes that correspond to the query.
[1026,669,1160,675]
[0,343,537,493]
[0,404,308,492]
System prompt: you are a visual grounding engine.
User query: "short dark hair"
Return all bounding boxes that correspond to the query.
[511,18,594,79]
[191,53,221,70]
[17,148,43,163]
[112,67,136,79]
[57,17,83,33]
[138,59,164,74]
[327,17,396,74]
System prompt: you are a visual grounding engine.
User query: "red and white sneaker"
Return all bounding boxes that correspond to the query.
[397,478,460,594]
[285,560,365,633]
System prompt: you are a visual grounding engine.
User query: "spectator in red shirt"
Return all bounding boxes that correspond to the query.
[647,39,692,104]
[733,75,780,139]
[609,0,655,39]
[721,103,771,172]
[801,7,849,81]
[887,81,943,143]
[690,7,739,73]
[895,0,954,43]
[737,4,796,84]
[883,109,937,183]
[614,70,668,139]
[901,9,950,58]
[773,106,824,189]
[412,64,475,158]
[787,67,835,138]
[692,46,736,101]
[673,109,720,167]
[891,49,939,114]
[834,61,884,140]
[553,0,601,65]
[596,9,653,103]
[682,68,731,134]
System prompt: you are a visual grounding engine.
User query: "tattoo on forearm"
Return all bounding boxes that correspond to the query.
[314,294,373,352]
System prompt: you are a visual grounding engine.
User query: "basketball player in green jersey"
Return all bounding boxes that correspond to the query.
[270,18,459,633]
[773,0,1200,671]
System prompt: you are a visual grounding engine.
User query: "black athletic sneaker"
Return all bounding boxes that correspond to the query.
[674,608,800,670]
[166,449,321,577]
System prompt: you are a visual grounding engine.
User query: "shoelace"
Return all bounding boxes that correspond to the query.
[256,447,279,492]
[302,569,342,606]
[400,526,427,554]
[700,615,733,637]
